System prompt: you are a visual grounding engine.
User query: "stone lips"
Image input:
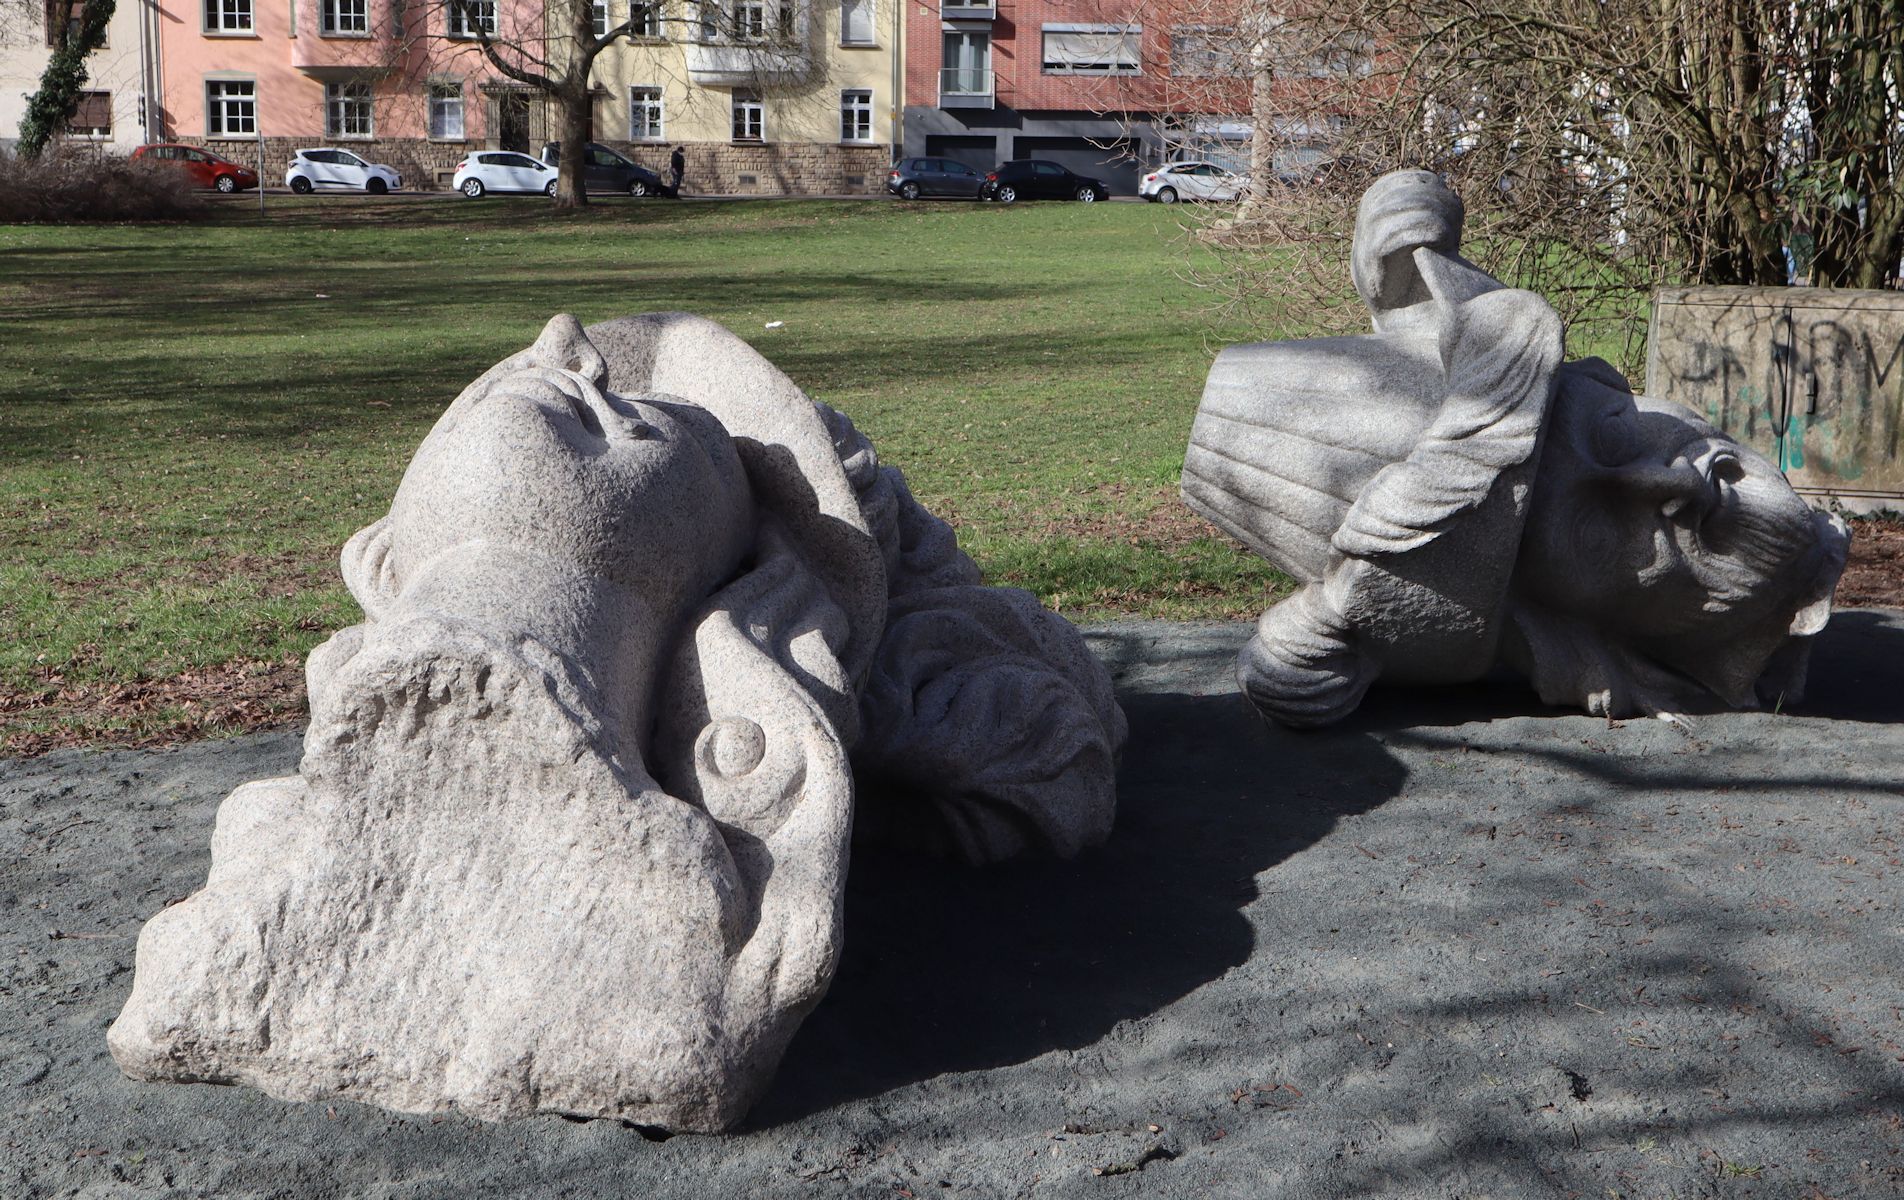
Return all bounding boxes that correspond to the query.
[109,312,1125,1131]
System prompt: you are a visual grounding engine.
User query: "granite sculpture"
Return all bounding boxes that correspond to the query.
[1183,169,1849,727]
[109,313,1126,1132]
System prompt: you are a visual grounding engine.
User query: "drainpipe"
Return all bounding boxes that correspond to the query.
[889,0,902,160]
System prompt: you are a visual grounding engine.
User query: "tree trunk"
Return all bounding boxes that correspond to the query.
[554,82,591,208]
[18,0,116,158]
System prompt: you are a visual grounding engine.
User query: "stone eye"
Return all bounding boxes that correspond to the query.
[1590,408,1641,467]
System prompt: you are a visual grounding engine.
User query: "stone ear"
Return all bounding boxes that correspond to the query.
[339,517,399,619]
[1789,511,1851,638]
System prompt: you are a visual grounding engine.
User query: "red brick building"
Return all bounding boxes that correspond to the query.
[901,0,1249,194]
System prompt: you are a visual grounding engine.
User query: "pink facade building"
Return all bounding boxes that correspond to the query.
[154,0,538,187]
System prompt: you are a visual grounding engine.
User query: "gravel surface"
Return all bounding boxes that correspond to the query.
[4,613,1902,1199]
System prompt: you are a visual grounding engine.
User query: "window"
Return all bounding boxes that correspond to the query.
[841,0,873,45]
[448,0,495,37]
[205,0,253,32]
[731,89,762,141]
[325,80,373,137]
[839,89,871,143]
[44,0,90,46]
[1042,24,1140,74]
[630,86,663,140]
[1169,25,1236,77]
[941,30,990,95]
[322,0,367,33]
[429,82,465,139]
[66,90,111,137]
[629,0,658,35]
[591,0,607,36]
[206,80,256,135]
[732,0,764,39]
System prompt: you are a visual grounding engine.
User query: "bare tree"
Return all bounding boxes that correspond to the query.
[1123,0,1904,366]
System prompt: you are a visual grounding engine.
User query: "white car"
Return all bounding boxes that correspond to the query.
[452,151,557,198]
[284,148,403,195]
[1139,161,1242,204]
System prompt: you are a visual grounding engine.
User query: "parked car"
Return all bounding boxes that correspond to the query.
[130,143,259,193]
[452,151,556,198]
[538,141,666,196]
[886,157,986,200]
[1139,160,1242,204]
[284,148,402,194]
[979,160,1110,204]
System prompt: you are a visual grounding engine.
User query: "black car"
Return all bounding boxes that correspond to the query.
[886,157,987,200]
[538,141,668,196]
[978,159,1111,204]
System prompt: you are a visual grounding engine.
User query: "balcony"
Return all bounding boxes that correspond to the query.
[940,0,995,19]
[939,67,994,108]
[685,39,814,86]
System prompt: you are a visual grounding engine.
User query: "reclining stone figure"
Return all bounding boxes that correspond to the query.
[1183,169,1849,727]
[109,313,1126,1132]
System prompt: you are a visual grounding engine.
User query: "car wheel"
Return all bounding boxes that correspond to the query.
[461,178,485,198]
[366,177,388,195]
[1157,186,1178,204]
[629,179,648,197]
[544,180,557,196]
[214,174,237,194]
[996,184,1017,204]
[900,181,920,200]
[290,176,313,194]
[1076,187,1098,203]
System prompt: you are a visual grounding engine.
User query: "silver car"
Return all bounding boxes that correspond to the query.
[1138,160,1242,204]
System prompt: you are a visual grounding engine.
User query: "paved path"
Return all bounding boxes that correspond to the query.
[4,613,1901,1198]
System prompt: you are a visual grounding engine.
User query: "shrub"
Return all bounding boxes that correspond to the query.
[0,149,208,223]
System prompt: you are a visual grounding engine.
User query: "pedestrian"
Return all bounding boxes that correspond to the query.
[669,145,685,197]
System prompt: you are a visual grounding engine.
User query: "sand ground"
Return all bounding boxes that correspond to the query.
[3,613,1901,1199]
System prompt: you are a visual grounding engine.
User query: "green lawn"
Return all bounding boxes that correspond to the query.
[2,195,1325,750]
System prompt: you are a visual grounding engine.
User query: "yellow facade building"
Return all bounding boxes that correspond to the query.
[585,0,900,194]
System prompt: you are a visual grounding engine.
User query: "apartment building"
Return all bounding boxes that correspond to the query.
[587,0,901,193]
[2,0,162,153]
[902,0,1250,192]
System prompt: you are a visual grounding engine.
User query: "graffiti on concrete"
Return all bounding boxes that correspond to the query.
[1647,287,1904,498]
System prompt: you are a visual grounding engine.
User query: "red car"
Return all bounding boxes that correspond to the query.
[130,143,260,193]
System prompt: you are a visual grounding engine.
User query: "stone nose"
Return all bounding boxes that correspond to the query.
[1603,460,1714,517]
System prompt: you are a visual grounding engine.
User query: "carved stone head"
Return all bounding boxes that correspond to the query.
[1183,169,1848,726]
[110,313,1126,1132]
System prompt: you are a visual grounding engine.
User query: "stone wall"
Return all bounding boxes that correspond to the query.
[178,136,888,195]
[181,137,479,192]
[1647,285,1904,508]
[605,142,889,196]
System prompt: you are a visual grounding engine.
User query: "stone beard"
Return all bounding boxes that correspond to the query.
[1183,169,1847,727]
[108,313,1126,1132]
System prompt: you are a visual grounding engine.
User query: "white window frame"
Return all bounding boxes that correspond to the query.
[204,0,253,33]
[205,78,257,136]
[591,0,608,36]
[428,81,465,140]
[321,0,367,34]
[732,0,766,40]
[840,0,874,46]
[629,0,659,37]
[1041,23,1141,75]
[629,85,664,141]
[731,89,763,142]
[325,80,374,138]
[447,0,496,38]
[839,88,872,143]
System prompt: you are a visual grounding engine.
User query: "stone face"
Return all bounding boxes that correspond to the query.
[109,312,1125,1132]
[1184,169,1850,727]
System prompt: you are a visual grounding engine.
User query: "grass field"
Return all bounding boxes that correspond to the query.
[1,195,1328,751]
